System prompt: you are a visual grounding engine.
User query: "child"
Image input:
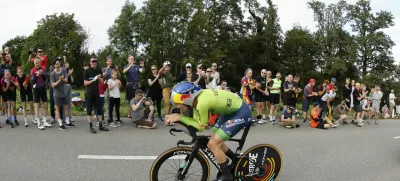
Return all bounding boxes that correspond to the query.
[16,67,35,127]
[107,70,122,127]
[1,69,18,128]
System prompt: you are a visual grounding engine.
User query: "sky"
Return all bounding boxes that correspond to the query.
[1,0,399,62]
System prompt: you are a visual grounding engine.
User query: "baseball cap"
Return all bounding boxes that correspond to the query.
[288,106,295,111]
[331,78,337,83]
[186,63,192,68]
[313,102,320,107]
[197,64,203,68]
[163,61,171,67]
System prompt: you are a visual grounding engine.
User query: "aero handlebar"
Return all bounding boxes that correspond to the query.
[169,122,198,147]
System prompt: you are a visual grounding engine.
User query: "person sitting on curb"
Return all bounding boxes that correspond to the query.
[130,89,156,129]
[310,102,332,129]
[279,106,300,129]
[333,100,349,124]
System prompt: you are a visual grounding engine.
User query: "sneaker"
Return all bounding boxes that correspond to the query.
[14,120,19,126]
[285,126,292,129]
[257,120,265,124]
[43,121,52,128]
[10,122,14,128]
[332,124,338,128]
[32,119,37,124]
[38,123,45,130]
[109,122,118,128]
[158,116,164,122]
[5,119,10,124]
[25,122,28,127]
[59,125,67,130]
[117,121,122,127]
[99,126,109,131]
[90,127,97,133]
[70,118,74,122]
[66,123,75,127]
[295,124,300,128]
[303,119,310,124]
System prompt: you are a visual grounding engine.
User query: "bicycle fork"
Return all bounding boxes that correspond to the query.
[176,147,200,180]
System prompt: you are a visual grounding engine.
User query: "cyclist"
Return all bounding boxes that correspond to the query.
[165,82,252,181]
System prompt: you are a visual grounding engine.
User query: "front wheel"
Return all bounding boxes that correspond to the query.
[150,147,210,181]
[234,144,282,181]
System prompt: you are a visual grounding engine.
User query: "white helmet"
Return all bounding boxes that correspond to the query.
[163,61,171,67]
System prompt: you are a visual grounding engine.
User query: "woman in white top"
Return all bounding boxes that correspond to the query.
[206,63,220,89]
[107,70,122,127]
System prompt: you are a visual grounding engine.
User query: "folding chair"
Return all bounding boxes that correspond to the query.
[71,93,85,111]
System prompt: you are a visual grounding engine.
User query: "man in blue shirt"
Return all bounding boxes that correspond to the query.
[123,56,145,117]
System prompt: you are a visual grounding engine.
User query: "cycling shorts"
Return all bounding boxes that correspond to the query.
[211,102,252,141]
[20,90,33,102]
[3,90,16,102]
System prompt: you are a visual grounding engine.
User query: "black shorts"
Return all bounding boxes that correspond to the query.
[284,96,296,107]
[254,92,266,103]
[3,91,16,102]
[302,98,310,112]
[20,90,33,102]
[85,93,103,116]
[270,94,280,105]
[354,104,361,113]
[34,88,48,103]
[316,121,326,129]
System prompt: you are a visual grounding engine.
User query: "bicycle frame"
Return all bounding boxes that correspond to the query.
[175,123,254,179]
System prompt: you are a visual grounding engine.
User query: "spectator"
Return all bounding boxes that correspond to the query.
[389,89,396,117]
[333,101,349,124]
[283,74,301,109]
[328,78,336,90]
[279,106,300,129]
[64,59,74,122]
[130,89,156,129]
[159,61,175,116]
[255,69,268,124]
[83,56,109,133]
[49,58,64,123]
[216,80,229,91]
[265,71,273,117]
[361,97,374,125]
[293,75,301,99]
[382,105,389,118]
[192,64,208,89]
[281,75,288,105]
[206,63,220,89]
[371,85,383,124]
[102,56,118,122]
[28,48,48,68]
[50,58,74,130]
[107,70,122,128]
[16,67,34,127]
[241,68,256,110]
[1,51,12,66]
[342,78,352,110]
[186,70,195,83]
[177,63,192,82]
[31,58,51,130]
[350,79,356,120]
[268,72,282,124]
[96,77,106,127]
[147,65,163,121]
[352,83,365,127]
[302,79,318,123]
[123,56,145,117]
[1,69,18,128]
[310,102,331,129]
[316,80,329,104]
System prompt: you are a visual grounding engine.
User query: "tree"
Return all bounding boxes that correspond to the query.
[308,0,357,77]
[21,13,89,86]
[281,26,319,79]
[348,0,395,78]
[107,1,143,57]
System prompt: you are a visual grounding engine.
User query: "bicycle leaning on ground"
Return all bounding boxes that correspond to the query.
[150,121,282,181]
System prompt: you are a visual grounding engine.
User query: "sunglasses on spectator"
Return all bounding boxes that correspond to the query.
[91,60,97,63]
[212,65,217,67]
[207,71,211,72]
[222,84,227,86]
[38,51,43,53]
[199,67,203,69]
[151,68,156,70]
[186,66,191,69]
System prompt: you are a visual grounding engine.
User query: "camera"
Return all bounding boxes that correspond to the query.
[110,65,115,69]
[28,49,34,55]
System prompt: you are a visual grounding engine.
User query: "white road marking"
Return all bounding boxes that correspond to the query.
[394,136,400,139]
[78,155,186,160]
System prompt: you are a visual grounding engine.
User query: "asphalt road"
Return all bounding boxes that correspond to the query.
[0,116,400,181]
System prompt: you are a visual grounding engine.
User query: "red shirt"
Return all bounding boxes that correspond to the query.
[1,77,17,91]
[40,55,48,67]
[99,81,105,95]
[328,83,334,91]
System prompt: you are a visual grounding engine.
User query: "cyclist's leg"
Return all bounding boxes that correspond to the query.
[209,103,252,179]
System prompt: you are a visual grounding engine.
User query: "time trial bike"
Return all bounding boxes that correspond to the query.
[149,121,282,181]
